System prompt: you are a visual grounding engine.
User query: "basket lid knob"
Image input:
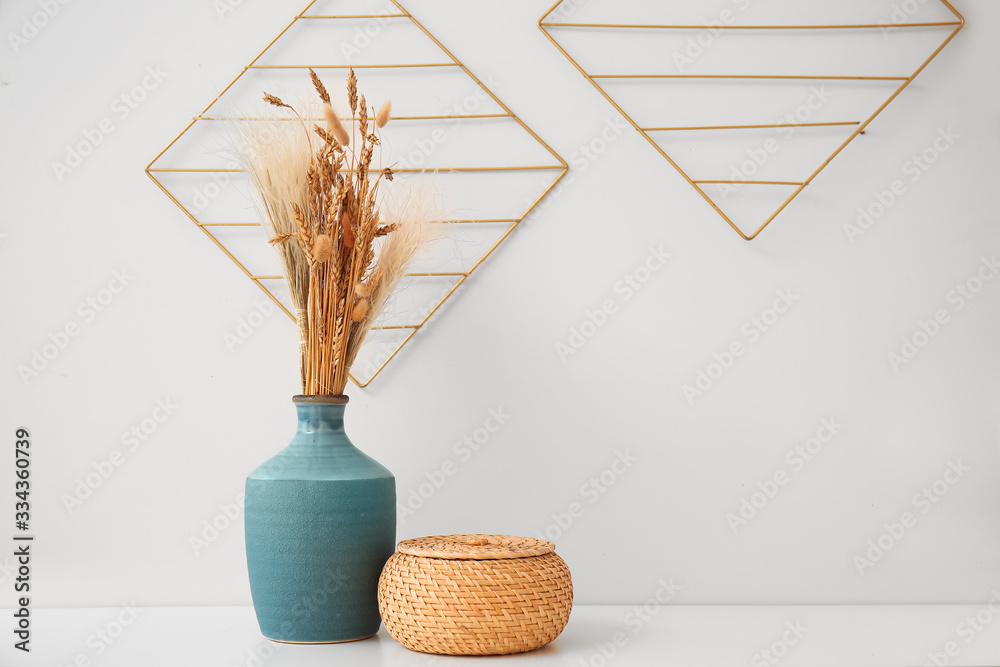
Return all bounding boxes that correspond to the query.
[466,537,489,546]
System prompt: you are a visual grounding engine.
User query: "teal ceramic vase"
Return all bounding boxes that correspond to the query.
[245,395,396,643]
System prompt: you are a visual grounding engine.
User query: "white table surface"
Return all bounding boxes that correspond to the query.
[4,604,1000,667]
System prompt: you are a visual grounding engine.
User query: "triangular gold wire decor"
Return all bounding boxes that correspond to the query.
[147,0,566,386]
[539,0,964,240]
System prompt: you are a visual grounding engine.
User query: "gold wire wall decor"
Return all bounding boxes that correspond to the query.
[147,0,567,386]
[539,0,964,240]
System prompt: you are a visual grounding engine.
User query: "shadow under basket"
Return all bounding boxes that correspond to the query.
[377,534,573,655]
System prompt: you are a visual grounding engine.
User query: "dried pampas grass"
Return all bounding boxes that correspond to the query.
[344,191,437,371]
[233,113,313,381]
[233,68,431,395]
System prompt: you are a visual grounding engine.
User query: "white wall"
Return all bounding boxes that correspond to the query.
[1,0,998,609]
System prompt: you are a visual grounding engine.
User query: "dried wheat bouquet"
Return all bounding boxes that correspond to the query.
[234,68,434,395]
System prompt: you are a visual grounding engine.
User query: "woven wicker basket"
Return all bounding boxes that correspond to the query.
[377,534,573,655]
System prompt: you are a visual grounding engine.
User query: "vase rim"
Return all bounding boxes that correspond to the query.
[293,395,349,405]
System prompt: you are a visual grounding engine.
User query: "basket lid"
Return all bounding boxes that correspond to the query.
[396,534,555,560]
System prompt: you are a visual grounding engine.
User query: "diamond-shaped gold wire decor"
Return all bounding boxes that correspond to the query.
[539,0,963,239]
[147,0,566,386]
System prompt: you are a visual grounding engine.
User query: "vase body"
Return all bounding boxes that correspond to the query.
[245,396,395,643]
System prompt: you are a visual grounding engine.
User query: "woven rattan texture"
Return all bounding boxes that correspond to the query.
[378,550,573,655]
[396,534,555,560]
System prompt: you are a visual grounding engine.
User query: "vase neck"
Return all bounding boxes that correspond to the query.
[294,402,348,436]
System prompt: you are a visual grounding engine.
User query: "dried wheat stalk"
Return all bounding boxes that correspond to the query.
[235,68,433,395]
